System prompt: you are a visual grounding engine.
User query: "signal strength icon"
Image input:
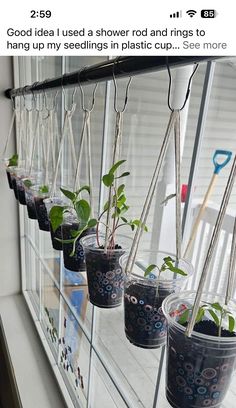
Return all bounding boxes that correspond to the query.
[186,9,197,17]
[170,10,182,18]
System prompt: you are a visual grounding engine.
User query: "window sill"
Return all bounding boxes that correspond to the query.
[0,294,68,408]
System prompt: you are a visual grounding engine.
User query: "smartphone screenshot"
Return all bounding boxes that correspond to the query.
[0,1,235,408]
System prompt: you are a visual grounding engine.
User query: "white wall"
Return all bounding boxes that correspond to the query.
[0,56,20,296]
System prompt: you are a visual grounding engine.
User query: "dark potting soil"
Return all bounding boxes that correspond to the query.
[183,320,236,338]
[85,247,125,308]
[124,282,172,348]
[166,319,236,408]
[62,223,88,271]
[34,197,50,231]
[25,191,38,219]
[17,183,26,205]
[11,178,18,200]
[6,170,13,189]
[50,223,63,251]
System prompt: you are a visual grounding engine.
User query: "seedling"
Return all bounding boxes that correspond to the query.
[144,256,187,278]
[8,153,18,167]
[39,185,49,194]
[23,179,33,188]
[49,160,147,255]
[178,302,236,337]
[49,185,96,256]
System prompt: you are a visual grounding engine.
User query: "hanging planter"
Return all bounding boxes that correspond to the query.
[44,197,66,251]
[161,154,236,408]
[9,168,20,200]
[120,252,193,348]
[163,291,236,408]
[49,161,145,304]
[30,184,50,231]
[4,154,18,189]
[81,234,132,308]
[14,167,28,205]
[61,212,94,272]
[23,173,42,219]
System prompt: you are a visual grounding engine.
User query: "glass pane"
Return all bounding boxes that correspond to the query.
[62,268,93,338]
[94,307,161,407]
[59,297,91,408]
[89,352,128,408]
[42,269,60,356]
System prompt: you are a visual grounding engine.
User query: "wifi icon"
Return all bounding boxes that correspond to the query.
[186,9,197,17]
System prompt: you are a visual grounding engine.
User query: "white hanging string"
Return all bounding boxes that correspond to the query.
[104,110,124,250]
[29,110,40,175]
[47,90,60,173]
[53,110,60,170]
[104,71,132,251]
[73,80,98,220]
[50,104,76,197]
[225,217,236,305]
[73,111,88,192]
[44,110,52,186]
[185,154,236,337]
[17,108,23,163]
[86,110,94,214]
[67,105,77,173]
[125,110,178,274]
[174,112,182,262]
[2,106,16,159]
[39,111,47,171]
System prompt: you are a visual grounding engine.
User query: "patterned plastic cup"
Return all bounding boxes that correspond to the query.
[81,234,132,308]
[120,252,193,349]
[163,291,236,408]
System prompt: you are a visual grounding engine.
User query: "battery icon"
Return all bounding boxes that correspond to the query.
[201,9,217,18]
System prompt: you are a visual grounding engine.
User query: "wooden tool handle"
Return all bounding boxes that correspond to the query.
[184,173,218,258]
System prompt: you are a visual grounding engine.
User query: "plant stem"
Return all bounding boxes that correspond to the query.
[104,112,122,252]
[218,310,223,337]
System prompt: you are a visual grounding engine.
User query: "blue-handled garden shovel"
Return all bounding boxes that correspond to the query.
[184,149,232,258]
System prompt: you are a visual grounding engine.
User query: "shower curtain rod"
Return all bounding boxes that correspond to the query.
[5,55,220,99]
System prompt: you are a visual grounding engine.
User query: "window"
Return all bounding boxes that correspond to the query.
[14,56,236,407]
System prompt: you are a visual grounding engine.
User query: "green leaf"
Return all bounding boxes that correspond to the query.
[144,264,158,277]
[49,206,65,232]
[75,199,91,223]
[208,309,220,327]
[115,172,130,179]
[161,257,187,276]
[8,153,18,167]
[23,179,33,188]
[76,185,90,195]
[108,159,126,176]
[60,187,76,202]
[117,194,126,206]
[163,256,175,263]
[39,185,49,193]
[196,307,205,323]
[117,184,125,197]
[118,204,129,215]
[102,173,114,187]
[87,218,97,228]
[178,309,190,325]
[69,227,86,256]
[70,230,80,238]
[211,302,223,312]
[131,219,148,232]
[103,200,109,212]
[121,217,128,223]
[168,266,187,276]
[228,315,235,332]
[56,237,75,244]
